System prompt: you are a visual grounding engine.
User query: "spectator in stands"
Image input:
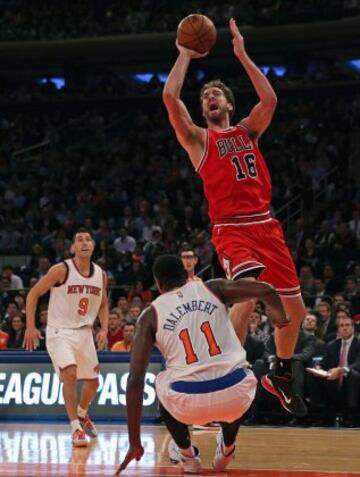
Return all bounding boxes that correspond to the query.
[111,322,135,352]
[117,296,130,321]
[248,310,268,343]
[1,301,20,333]
[13,293,26,315]
[311,277,327,308]
[0,276,13,312]
[348,207,360,244]
[317,301,337,342]
[107,309,124,350]
[127,280,153,305]
[36,256,51,279]
[344,275,360,313]
[128,304,142,323]
[302,311,326,357]
[179,244,200,282]
[307,316,360,426]
[299,265,315,296]
[113,226,136,256]
[322,264,342,295]
[1,265,24,290]
[8,315,26,349]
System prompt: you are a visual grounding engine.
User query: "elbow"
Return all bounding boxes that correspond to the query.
[162,90,177,107]
[268,94,278,109]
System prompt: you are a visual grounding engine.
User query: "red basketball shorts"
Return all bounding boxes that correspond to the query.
[212,218,301,297]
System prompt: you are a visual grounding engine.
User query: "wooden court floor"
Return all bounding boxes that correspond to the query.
[0,423,359,476]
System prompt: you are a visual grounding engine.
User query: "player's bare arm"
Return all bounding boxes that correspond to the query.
[230,18,277,138]
[23,263,67,351]
[116,306,156,474]
[96,271,109,351]
[162,41,207,168]
[206,278,289,329]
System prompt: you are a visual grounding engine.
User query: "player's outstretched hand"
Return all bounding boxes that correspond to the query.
[96,329,108,351]
[229,18,245,57]
[23,327,43,351]
[116,445,144,474]
[176,40,208,59]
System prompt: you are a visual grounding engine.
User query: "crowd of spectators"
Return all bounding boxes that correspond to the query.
[0,0,359,41]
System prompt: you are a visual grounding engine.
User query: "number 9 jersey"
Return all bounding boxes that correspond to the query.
[48,259,104,328]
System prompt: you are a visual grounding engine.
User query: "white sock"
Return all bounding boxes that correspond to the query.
[180,446,195,458]
[77,405,87,419]
[71,419,81,432]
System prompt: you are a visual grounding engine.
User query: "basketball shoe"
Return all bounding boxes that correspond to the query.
[72,428,90,447]
[168,439,202,474]
[212,430,235,472]
[261,373,307,416]
[78,414,98,438]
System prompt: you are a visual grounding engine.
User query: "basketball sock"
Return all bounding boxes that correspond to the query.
[77,405,88,418]
[275,357,292,377]
[71,419,82,432]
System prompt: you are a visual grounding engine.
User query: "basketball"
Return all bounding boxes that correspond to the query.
[177,14,217,54]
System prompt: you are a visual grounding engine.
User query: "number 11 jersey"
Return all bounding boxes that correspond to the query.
[153,280,247,382]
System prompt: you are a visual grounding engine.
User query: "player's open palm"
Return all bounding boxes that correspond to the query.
[176,39,208,59]
[23,327,43,351]
[116,445,144,474]
[229,18,245,56]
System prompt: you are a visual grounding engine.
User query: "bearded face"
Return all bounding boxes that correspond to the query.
[202,87,233,124]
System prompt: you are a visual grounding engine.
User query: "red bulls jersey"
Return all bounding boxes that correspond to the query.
[197,124,272,224]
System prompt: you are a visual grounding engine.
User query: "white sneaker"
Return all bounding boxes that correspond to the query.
[168,439,202,474]
[212,430,235,472]
[72,428,90,448]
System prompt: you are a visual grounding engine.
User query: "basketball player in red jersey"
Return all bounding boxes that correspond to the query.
[162,18,307,416]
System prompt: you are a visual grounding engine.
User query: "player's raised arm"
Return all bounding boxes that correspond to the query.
[23,263,66,351]
[229,18,277,138]
[162,42,206,167]
[206,278,289,330]
[116,306,156,474]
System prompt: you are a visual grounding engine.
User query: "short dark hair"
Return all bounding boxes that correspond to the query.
[179,244,196,257]
[152,254,187,289]
[72,227,93,242]
[200,79,236,118]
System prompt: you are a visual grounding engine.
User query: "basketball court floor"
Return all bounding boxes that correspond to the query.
[0,423,359,476]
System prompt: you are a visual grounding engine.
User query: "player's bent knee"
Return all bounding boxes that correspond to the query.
[60,365,77,384]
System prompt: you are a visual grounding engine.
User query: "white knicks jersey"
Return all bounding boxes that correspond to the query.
[153,281,247,381]
[48,259,103,328]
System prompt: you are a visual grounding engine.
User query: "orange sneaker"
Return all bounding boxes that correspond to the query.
[79,414,98,438]
[72,428,90,447]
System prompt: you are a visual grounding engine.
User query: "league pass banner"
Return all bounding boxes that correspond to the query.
[0,359,162,419]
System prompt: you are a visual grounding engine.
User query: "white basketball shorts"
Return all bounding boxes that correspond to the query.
[46,325,99,380]
[155,367,257,425]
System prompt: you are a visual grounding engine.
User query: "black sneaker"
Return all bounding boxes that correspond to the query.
[261,374,307,417]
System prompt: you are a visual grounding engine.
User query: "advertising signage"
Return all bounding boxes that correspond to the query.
[0,352,163,420]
